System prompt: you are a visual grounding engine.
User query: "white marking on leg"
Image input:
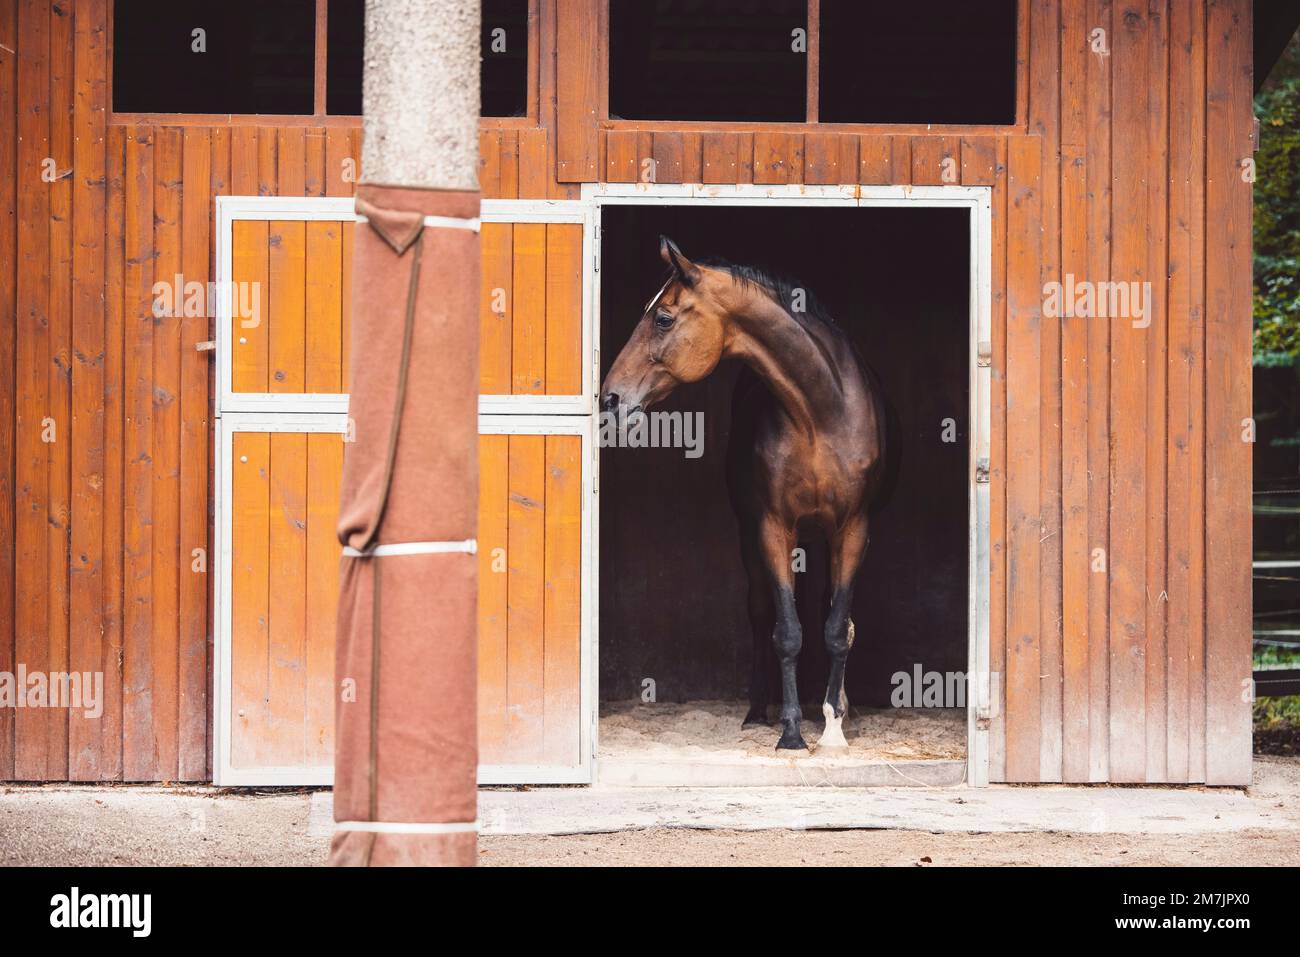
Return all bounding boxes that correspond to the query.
[819,701,848,750]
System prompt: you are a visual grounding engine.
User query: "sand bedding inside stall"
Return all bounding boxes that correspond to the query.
[599,700,965,764]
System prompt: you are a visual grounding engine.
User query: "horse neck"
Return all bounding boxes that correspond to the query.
[726,293,844,436]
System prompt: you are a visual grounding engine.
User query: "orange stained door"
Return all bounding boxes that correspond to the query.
[223,207,589,780]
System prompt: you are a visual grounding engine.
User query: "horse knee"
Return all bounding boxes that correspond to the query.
[824,614,854,659]
[772,621,802,662]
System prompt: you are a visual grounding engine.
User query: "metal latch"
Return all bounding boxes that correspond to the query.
[195,341,216,353]
[975,457,990,484]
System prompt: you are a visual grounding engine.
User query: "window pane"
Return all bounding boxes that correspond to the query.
[113,0,315,115]
[609,0,807,123]
[818,0,1018,125]
[326,0,529,117]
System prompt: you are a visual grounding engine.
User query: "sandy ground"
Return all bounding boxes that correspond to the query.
[600,700,966,760]
[0,755,1295,867]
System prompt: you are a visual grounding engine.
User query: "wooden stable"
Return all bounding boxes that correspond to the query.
[0,0,1271,785]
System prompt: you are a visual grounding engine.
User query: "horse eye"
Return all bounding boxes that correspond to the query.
[655,312,675,330]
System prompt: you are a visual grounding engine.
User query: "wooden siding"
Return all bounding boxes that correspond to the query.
[0,0,1257,784]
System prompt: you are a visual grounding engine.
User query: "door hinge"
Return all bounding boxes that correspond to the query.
[975,457,990,484]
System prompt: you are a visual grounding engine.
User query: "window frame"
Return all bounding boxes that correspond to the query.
[107,0,541,128]
[599,0,1029,135]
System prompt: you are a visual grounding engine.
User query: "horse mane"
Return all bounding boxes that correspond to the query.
[698,258,838,327]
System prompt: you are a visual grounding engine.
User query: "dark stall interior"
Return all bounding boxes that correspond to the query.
[599,206,970,711]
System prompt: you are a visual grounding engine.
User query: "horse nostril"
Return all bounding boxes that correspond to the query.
[601,392,620,412]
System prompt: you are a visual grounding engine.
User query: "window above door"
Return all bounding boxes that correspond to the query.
[605,0,1021,128]
[110,0,538,123]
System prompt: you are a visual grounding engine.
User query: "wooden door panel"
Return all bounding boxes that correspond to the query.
[228,428,585,772]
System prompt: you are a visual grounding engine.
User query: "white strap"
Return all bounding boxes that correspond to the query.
[336,820,479,835]
[355,214,481,233]
[342,539,477,558]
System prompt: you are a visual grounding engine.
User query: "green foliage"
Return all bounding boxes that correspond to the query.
[1254,694,1300,756]
[1254,33,1300,364]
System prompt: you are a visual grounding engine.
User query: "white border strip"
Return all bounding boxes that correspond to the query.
[355,214,481,232]
[335,820,479,834]
[341,540,478,558]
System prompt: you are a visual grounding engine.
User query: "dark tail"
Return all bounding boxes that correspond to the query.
[869,391,902,516]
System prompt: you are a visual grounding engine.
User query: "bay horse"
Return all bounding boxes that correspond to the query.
[601,237,891,753]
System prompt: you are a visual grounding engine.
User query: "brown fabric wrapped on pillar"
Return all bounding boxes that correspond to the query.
[330,184,480,867]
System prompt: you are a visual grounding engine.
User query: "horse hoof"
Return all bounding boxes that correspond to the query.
[769,722,800,754]
[818,702,850,751]
[741,707,769,729]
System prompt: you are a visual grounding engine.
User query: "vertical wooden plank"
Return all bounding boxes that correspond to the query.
[324,127,354,197]
[804,132,840,185]
[752,132,791,185]
[604,130,640,183]
[178,127,211,779]
[268,221,306,392]
[1168,0,1207,783]
[888,136,912,186]
[1029,0,1063,783]
[479,129,502,199]
[506,434,546,761]
[121,126,154,779]
[229,432,269,769]
[305,221,343,394]
[910,136,960,186]
[231,126,257,196]
[545,224,582,396]
[652,132,684,184]
[304,128,326,198]
[1058,0,1090,784]
[1108,0,1150,783]
[267,431,307,764]
[1203,0,1252,785]
[257,127,278,197]
[497,129,520,198]
[960,137,998,186]
[0,0,17,779]
[479,223,513,395]
[207,126,230,781]
[511,223,546,395]
[69,0,108,781]
[988,138,1010,782]
[150,126,183,781]
[1085,0,1113,783]
[518,128,549,198]
[340,221,353,392]
[1004,137,1042,783]
[277,128,306,197]
[555,0,600,182]
[230,222,269,392]
[701,133,739,185]
[477,434,509,763]
[102,124,126,781]
[305,432,342,766]
[14,0,51,778]
[46,0,74,780]
[681,131,703,183]
[543,434,582,765]
[1143,0,1170,782]
[858,136,892,185]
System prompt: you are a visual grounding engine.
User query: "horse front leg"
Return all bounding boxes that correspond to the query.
[760,517,806,752]
[820,514,869,752]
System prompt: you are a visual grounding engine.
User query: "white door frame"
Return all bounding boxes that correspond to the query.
[583,182,994,787]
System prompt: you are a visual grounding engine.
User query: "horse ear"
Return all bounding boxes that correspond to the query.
[659,235,699,287]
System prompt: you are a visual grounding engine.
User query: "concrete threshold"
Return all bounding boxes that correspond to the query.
[477,783,1289,836]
